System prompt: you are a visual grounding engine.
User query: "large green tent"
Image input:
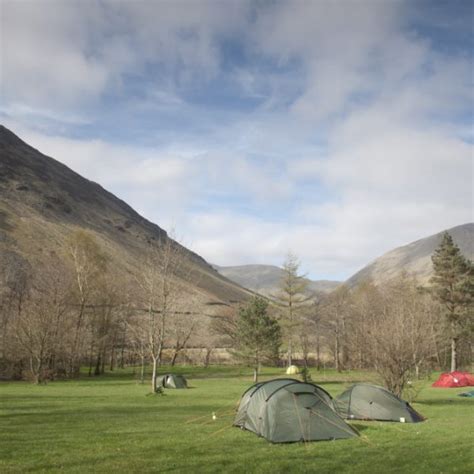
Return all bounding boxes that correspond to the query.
[158,374,188,389]
[335,383,424,423]
[234,378,358,443]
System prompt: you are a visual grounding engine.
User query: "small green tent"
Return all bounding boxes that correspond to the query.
[234,378,358,443]
[158,374,188,389]
[335,383,424,423]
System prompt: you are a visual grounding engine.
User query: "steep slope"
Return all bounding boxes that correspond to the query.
[214,263,340,297]
[0,125,250,304]
[346,223,474,287]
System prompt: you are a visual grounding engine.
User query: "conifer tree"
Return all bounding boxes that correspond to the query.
[235,296,281,382]
[430,232,473,371]
[275,253,310,367]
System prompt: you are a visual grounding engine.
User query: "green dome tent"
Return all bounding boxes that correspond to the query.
[335,383,424,423]
[158,374,188,389]
[234,378,358,443]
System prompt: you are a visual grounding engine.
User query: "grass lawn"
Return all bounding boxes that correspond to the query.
[1,366,473,473]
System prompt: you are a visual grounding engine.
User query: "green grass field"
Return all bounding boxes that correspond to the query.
[1,366,473,473]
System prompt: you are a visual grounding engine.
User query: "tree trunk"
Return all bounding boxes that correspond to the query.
[109,346,115,371]
[30,357,39,384]
[140,354,145,384]
[151,356,158,393]
[119,344,125,369]
[70,300,86,377]
[316,333,321,371]
[253,366,258,383]
[334,328,340,372]
[170,348,179,366]
[94,353,101,376]
[341,316,348,370]
[287,299,293,367]
[451,336,457,372]
[204,348,212,368]
[101,350,106,374]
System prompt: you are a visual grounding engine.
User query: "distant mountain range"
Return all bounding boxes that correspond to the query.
[216,223,473,294]
[0,125,251,306]
[214,264,341,297]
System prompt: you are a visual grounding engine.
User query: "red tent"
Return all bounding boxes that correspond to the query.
[432,371,474,388]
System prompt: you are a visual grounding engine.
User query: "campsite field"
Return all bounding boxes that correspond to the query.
[1,366,473,473]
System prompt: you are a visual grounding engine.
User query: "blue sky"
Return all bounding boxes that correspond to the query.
[1,0,472,280]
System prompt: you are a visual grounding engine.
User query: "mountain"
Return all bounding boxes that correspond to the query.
[346,223,474,287]
[0,125,250,305]
[215,224,474,295]
[214,264,341,297]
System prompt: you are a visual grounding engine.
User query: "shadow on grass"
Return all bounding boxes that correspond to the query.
[349,423,370,432]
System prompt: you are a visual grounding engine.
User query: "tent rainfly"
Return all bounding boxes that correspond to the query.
[234,378,358,443]
[158,374,188,389]
[432,371,474,388]
[335,383,424,423]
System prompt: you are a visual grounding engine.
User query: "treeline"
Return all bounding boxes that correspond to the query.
[297,277,468,395]
[1,230,472,396]
[214,233,473,395]
[0,230,209,386]
[290,233,472,394]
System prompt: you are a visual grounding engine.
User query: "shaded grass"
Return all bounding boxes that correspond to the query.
[1,367,473,473]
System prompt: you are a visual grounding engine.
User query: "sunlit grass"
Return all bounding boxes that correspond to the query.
[1,366,473,473]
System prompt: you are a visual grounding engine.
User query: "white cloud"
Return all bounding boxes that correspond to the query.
[1,1,471,280]
[1,0,251,109]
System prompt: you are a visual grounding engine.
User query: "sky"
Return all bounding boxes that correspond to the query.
[1,0,473,280]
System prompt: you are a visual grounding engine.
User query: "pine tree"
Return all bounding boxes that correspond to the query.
[430,232,473,371]
[235,296,281,382]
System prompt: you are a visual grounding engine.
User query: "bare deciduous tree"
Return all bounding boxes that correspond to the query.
[169,311,197,366]
[362,276,437,396]
[66,230,107,376]
[134,237,190,393]
[12,258,71,383]
[320,285,351,372]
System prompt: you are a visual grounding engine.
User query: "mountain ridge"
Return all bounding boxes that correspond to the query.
[0,125,251,304]
[214,223,473,294]
[214,263,341,297]
[345,222,474,287]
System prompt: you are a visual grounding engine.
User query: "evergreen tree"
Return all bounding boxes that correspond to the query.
[430,232,473,371]
[235,296,281,382]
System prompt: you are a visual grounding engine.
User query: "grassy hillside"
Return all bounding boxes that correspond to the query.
[347,223,474,287]
[1,367,473,473]
[0,125,250,305]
